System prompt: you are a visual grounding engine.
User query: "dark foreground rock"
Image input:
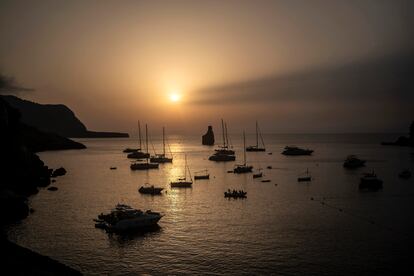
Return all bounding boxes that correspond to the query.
[0,238,81,275]
[202,125,215,145]
[52,167,67,178]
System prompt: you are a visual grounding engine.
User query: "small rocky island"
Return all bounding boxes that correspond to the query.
[382,121,414,147]
[202,125,215,145]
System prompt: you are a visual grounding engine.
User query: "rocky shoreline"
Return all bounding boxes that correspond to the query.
[0,96,83,274]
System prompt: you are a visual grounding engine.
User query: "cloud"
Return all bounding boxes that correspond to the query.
[192,53,414,106]
[0,73,34,94]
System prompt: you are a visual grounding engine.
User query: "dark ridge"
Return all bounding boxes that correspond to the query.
[0,238,81,275]
[2,95,129,138]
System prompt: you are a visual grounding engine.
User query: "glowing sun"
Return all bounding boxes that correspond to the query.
[169,93,181,102]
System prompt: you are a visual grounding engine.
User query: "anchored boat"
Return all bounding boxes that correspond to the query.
[171,154,193,188]
[246,121,265,152]
[234,131,253,174]
[130,124,159,170]
[94,204,163,233]
[150,126,173,163]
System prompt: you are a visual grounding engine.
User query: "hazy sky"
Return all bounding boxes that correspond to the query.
[1,0,413,134]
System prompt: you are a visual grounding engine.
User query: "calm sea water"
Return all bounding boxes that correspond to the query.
[6,134,414,275]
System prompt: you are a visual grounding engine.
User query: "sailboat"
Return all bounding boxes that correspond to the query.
[130,124,159,170]
[233,131,253,173]
[246,121,265,152]
[150,127,173,163]
[170,154,193,188]
[194,169,210,180]
[297,169,312,182]
[127,121,150,159]
[209,119,236,161]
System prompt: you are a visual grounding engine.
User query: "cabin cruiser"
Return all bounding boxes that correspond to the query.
[138,185,164,195]
[343,155,366,169]
[246,121,266,152]
[94,204,163,233]
[359,172,383,190]
[282,146,313,156]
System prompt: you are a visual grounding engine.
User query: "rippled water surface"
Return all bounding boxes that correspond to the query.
[7,134,414,275]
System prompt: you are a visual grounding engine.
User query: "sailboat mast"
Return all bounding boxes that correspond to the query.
[184,154,187,180]
[221,119,226,148]
[138,120,142,150]
[243,131,246,165]
[225,122,229,149]
[256,120,259,148]
[163,126,165,155]
[145,124,148,154]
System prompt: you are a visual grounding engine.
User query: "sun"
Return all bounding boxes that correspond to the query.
[169,93,181,102]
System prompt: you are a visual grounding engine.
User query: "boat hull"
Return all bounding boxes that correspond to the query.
[170,181,193,188]
[246,146,265,152]
[127,151,150,159]
[130,163,159,170]
[138,186,164,195]
[209,154,236,162]
[150,157,173,163]
[194,175,209,180]
[233,165,253,174]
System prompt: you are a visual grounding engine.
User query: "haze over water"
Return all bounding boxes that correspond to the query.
[7,134,413,275]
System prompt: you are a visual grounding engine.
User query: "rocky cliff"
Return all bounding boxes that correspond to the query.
[2,95,129,138]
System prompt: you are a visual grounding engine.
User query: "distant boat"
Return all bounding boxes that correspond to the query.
[398,169,411,179]
[127,121,150,159]
[194,169,210,180]
[360,171,383,190]
[253,172,263,178]
[150,127,173,163]
[224,189,247,199]
[297,169,312,182]
[171,154,193,188]
[209,119,236,161]
[233,131,253,174]
[343,155,366,169]
[246,121,265,152]
[282,146,313,156]
[138,184,164,195]
[130,124,159,170]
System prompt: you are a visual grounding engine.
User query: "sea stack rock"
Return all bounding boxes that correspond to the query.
[202,126,215,145]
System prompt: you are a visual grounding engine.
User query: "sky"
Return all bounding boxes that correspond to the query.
[0,0,413,134]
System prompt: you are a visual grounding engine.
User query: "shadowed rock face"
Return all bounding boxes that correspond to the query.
[381,120,414,147]
[2,95,128,138]
[202,125,215,145]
